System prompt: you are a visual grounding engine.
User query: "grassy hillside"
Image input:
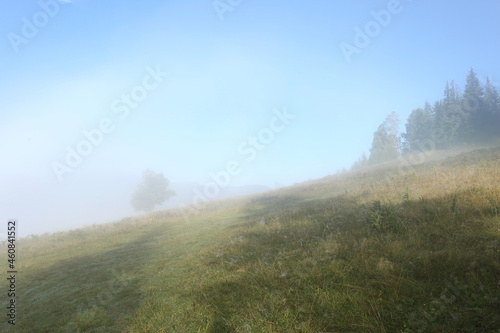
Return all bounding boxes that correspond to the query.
[4,147,500,332]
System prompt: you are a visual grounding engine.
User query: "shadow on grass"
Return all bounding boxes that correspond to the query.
[197,191,500,332]
[239,193,312,226]
[17,225,168,333]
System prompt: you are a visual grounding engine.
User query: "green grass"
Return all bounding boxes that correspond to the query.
[3,147,500,332]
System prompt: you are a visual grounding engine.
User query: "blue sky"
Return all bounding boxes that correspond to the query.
[1,0,500,235]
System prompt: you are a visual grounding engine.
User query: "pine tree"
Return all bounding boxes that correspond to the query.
[424,100,435,123]
[369,112,400,164]
[483,77,500,139]
[435,81,464,147]
[351,152,369,170]
[462,68,485,142]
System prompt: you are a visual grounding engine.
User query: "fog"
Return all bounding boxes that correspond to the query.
[1,1,499,237]
[0,171,271,237]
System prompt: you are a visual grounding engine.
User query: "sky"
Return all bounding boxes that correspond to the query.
[1,0,499,236]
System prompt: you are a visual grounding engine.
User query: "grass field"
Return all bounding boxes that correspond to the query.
[3,147,500,332]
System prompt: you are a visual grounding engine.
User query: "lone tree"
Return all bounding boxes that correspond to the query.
[131,170,175,212]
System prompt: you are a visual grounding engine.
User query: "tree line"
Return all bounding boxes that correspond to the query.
[352,68,500,169]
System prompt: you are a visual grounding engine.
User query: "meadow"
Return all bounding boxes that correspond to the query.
[4,147,500,332]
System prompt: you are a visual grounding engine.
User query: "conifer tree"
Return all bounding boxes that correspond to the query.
[435,81,463,146]
[351,152,369,170]
[483,77,500,139]
[463,68,485,142]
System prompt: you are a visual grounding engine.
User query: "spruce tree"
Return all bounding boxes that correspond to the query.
[351,152,369,170]
[463,68,485,142]
[483,77,500,140]
[435,81,464,146]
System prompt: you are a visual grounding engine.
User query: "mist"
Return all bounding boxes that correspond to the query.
[1,1,499,238]
[2,1,500,331]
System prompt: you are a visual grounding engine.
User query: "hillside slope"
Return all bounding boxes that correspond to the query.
[4,147,500,332]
